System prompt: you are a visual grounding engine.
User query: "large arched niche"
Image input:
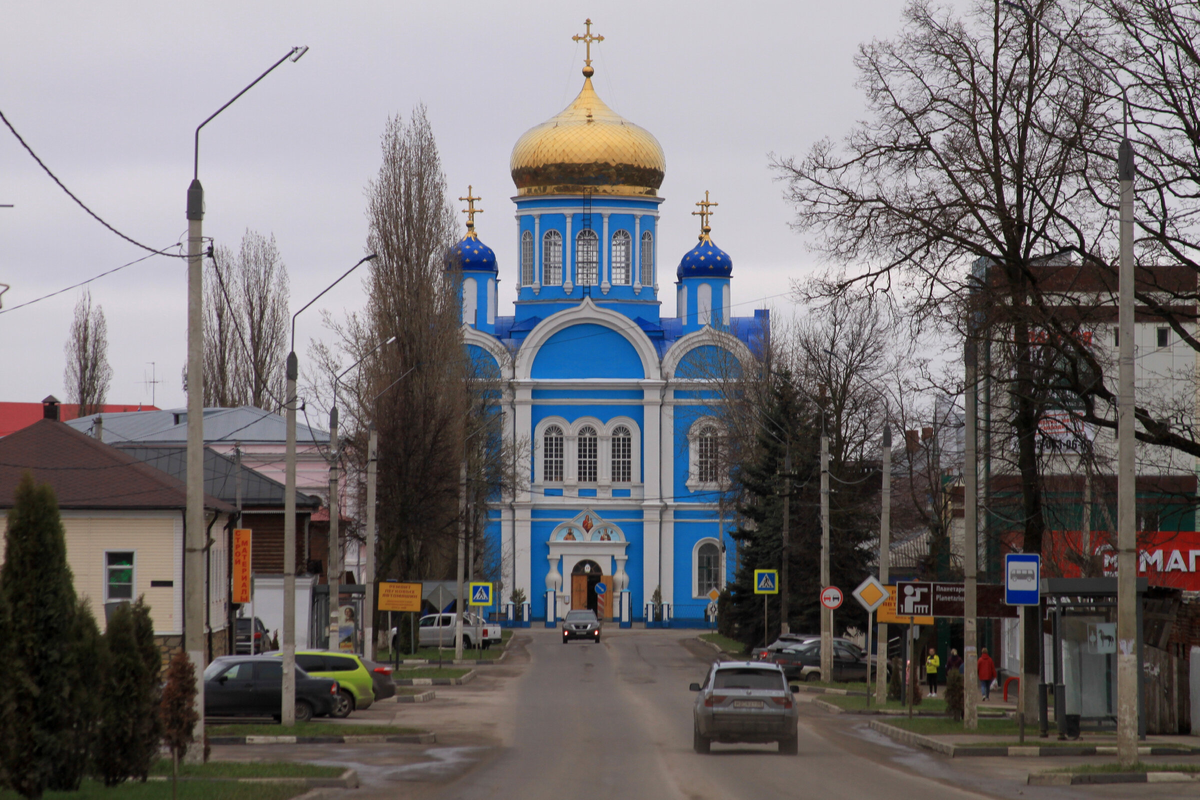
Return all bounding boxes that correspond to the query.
[462,324,511,380]
[516,299,661,381]
[662,328,754,381]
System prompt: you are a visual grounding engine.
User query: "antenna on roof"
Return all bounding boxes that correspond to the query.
[143,362,161,406]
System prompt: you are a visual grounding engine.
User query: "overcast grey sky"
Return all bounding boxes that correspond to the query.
[0,1,921,409]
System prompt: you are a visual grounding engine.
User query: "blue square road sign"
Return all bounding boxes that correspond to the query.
[754,570,779,595]
[1005,554,1040,606]
[468,582,493,606]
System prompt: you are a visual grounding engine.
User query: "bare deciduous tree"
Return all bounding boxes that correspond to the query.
[63,289,112,415]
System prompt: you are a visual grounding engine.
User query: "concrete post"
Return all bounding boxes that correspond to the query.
[820,432,832,683]
[327,408,340,650]
[876,427,891,705]
[364,423,377,659]
[184,179,206,761]
[964,340,980,729]
[282,352,297,725]
[1117,138,1138,766]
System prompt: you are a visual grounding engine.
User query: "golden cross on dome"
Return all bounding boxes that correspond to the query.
[693,191,718,241]
[459,186,483,239]
[572,19,604,77]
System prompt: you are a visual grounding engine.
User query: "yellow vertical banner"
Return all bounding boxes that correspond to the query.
[232,528,252,604]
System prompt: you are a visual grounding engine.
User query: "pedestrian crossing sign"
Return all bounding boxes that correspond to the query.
[468,582,493,606]
[754,570,779,595]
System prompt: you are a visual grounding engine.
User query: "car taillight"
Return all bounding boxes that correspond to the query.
[373,667,393,676]
[769,696,794,709]
[330,682,339,695]
[254,632,262,639]
[704,694,728,708]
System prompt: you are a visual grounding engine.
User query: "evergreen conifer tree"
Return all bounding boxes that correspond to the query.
[51,598,103,792]
[161,649,200,796]
[0,473,84,799]
[94,599,161,786]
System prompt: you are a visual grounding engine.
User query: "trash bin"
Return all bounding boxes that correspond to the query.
[1064,714,1081,740]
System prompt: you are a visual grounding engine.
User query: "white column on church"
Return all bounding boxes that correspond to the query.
[533,214,541,293]
[601,212,611,294]
[659,383,676,606]
[633,214,642,294]
[642,381,665,613]
[563,214,573,293]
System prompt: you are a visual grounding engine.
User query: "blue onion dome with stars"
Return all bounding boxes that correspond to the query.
[445,186,497,272]
[677,191,731,278]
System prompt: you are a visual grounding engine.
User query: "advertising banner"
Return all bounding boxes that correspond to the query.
[1045,530,1200,592]
[232,528,252,604]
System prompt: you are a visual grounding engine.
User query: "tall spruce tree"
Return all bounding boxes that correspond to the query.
[52,598,102,792]
[0,473,86,799]
[94,599,161,786]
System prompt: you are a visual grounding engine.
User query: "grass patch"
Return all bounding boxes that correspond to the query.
[147,760,344,778]
[698,633,747,654]
[825,694,948,713]
[800,680,874,692]
[1051,762,1200,774]
[0,781,308,799]
[208,722,421,737]
[394,666,472,679]
[883,717,1026,736]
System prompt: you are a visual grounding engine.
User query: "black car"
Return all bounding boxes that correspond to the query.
[770,640,879,683]
[203,655,338,721]
[363,658,395,701]
[234,616,269,654]
[561,609,601,643]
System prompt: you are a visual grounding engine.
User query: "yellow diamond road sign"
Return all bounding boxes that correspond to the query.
[708,589,720,602]
[852,575,888,613]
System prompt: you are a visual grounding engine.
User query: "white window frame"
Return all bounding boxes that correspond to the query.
[576,229,599,286]
[611,230,632,285]
[641,230,654,287]
[104,549,136,603]
[543,230,563,286]
[576,424,599,483]
[692,538,722,598]
[686,417,725,492]
[610,425,633,483]
[462,277,478,326]
[521,230,534,286]
[697,283,713,326]
[536,418,569,485]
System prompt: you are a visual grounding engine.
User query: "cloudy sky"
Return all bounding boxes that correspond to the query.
[0,1,925,410]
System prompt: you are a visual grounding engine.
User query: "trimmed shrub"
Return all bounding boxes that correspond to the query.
[945,669,965,721]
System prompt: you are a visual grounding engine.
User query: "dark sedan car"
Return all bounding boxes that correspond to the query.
[769,640,879,683]
[203,655,338,721]
[562,609,601,643]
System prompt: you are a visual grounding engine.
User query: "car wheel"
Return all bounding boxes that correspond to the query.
[593,636,600,643]
[463,637,472,649]
[693,726,711,754]
[330,690,354,719]
[295,700,314,723]
[779,734,798,755]
[805,672,821,682]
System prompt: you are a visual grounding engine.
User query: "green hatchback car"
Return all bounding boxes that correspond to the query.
[268,650,378,718]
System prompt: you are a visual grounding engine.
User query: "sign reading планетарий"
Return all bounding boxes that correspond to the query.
[895,581,1018,619]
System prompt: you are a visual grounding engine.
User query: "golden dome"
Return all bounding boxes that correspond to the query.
[510,77,665,198]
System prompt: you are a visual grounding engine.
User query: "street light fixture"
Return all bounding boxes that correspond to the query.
[281,253,375,725]
[184,46,306,756]
[1002,2,1138,764]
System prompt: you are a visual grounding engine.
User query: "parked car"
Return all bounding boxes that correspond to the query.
[751,634,861,662]
[561,609,601,643]
[264,650,379,718]
[234,616,269,654]
[203,655,338,722]
[769,639,887,683]
[365,658,395,701]
[402,612,501,650]
[691,661,799,754]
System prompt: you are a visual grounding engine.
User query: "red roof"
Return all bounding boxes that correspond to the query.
[0,419,232,512]
[0,402,159,438]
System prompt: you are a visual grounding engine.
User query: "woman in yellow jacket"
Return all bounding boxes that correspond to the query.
[925,647,940,697]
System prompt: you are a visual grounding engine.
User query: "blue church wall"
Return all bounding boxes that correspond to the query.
[466,344,501,378]
[530,324,646,380]
[672,401,723,502]
[671,509,727,621]
[528,508,646,620]
[674,345,742,382]
[530,403,645,480]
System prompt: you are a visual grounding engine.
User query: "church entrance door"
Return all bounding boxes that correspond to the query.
[571,560,605,614]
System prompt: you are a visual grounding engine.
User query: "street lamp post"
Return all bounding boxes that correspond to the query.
[1003,2,1137,764]
[282,253,375,724]
[185,46,306,751]
[876,426,891,705]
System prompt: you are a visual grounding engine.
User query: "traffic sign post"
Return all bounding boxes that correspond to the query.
[754,570,779,646]
[1004,554,1040,743]
[852,577,888,708]
[596,581,607,620]
[468,582,493,606]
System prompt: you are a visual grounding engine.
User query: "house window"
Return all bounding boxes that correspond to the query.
[543,230,563,285]
[576,229,599,286]
[611,425,632,482]
[697,425,720,483]
[641,231,655,286]
[1157,327,1169,348]
[611,230,632,285]
[577,425,598,482]
[106,551,134,601]
[521,231,534,286]
[696,541,720,596]
[544,425,564,482]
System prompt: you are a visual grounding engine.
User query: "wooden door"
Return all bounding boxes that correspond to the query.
[600,575,614,620]
[571,574,588,611]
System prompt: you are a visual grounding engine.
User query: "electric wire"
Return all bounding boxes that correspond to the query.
[0,250,169,315]
[0,107,188,258]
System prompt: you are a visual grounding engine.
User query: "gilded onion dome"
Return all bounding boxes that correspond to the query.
[510,73,665,198]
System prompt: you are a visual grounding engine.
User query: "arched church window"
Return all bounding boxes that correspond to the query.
[611,230,631,285]
[577,425,598,482]
[521,231,534,286]
[543,425,564,482]
[697,425,719,483]
[611,425,632,483]
[543,230,563,285]
[641,231,654,286]
[697,542,720,596]
[576,229,599,286]
[698,283,713,326]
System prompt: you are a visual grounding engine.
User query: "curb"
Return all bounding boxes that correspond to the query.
[148,768,360,789]
[209,732,435,746]
[797,686,867,697]
[395,669,476,686]
[396,690,436,703]
[386,634,517,667]
[813,698,844,715]
[868,720,1196,759]
[695,637,740,661]
[1029,771,1198,785]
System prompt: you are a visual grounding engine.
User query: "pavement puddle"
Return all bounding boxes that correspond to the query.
[382,746,488,781]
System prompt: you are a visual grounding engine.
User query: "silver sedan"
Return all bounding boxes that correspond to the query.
[690,661,799,754]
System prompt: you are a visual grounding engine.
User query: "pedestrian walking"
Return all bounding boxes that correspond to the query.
[925,646,940,697]
[946,648,963,674]
[977,647,996,701]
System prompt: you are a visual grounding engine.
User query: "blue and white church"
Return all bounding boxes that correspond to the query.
[452,31,768,625]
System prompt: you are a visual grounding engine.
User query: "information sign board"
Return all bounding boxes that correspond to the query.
[378,581,422,612]
[232,528,252,604]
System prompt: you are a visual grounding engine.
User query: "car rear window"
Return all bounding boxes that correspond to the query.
[565,611,596,622]
[712,668,785,691]
[255,661,283,680]
[326,656,358,672]
[296,655,325,671]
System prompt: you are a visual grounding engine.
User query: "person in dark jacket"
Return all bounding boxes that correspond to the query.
[946,648,963,674]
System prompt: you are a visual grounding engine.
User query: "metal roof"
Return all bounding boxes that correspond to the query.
[116,445,320,510]
[65,406,329,446]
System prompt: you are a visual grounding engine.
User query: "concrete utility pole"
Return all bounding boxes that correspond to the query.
[875,426,891,705]
[454,459,467,661]
[327,407,341,650]
[282,352,298,724]
[820,431,832,683]
[964,339,980,729]
[184,173,206,763]
[364,423,378,660]
[780,439,791,635]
